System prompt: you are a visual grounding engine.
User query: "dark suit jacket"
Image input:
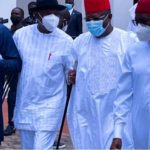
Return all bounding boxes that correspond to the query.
[66,9,82,39]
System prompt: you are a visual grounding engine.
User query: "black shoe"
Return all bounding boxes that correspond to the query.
[53,141,66,149]
[4,125,16,136]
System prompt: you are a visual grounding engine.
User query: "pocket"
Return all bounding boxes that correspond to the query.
[42,55,64,94]
[44,56,62,74]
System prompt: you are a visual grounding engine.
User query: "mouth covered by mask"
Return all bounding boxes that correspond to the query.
[86,15,109,37]
[38,13,59,32]
[135,24,150,41]
[11,16,22,24]
[65,3,73,11]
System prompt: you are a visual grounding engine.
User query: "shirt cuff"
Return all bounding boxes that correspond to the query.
[114,123,124,139]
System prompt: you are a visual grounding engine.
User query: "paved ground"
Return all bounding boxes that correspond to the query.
[2,100,73,149]
[0,131,73,150]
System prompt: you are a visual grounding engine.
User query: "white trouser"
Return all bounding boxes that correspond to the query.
[19,130,57,150]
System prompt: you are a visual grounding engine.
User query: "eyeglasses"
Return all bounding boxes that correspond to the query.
[85,14,108,22]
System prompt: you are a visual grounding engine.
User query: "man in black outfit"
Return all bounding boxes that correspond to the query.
[4,7,24,136]
[23,1,37,26]
[10,7,24,34]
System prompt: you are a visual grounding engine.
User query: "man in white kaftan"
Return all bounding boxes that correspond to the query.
[110,0,150,149]
[13,0,74,149]
[67,0,138,149]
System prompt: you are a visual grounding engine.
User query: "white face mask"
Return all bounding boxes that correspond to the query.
[135,24,150,41]
[39,13,59,32]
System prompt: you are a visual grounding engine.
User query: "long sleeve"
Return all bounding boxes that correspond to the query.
[62,39,75,84]
[77,13,82,36]
[114,51,133,138]
[0,25,22,74]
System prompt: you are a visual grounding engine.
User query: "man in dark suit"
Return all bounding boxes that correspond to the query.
[65,0,82,39]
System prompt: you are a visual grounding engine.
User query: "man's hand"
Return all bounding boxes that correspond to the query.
[68,69,76,85]
[110,138,122,150]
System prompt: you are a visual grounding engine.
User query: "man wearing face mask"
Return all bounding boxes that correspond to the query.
[67,0,138,149]
[64,0,82,39]
[23,1,37,26]
[110,0,150,149]
[10,7,24,34]
[13,0,74,149]
[3,7,24,137]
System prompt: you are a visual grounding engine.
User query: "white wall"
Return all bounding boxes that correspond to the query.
[111,0,133,30]
[0,0,17,27]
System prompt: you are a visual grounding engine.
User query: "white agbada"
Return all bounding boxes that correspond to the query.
[67,27,138,149]
[13,25,74,131]
[114,41,150,149]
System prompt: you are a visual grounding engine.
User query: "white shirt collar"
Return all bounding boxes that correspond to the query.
[69,8,73,15]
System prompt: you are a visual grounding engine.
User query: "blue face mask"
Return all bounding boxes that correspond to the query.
[65,3,73,10]
[86,15,108,37]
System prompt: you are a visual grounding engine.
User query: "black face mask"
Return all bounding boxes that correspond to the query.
[11,16,22,25]
[29,10,33,17]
